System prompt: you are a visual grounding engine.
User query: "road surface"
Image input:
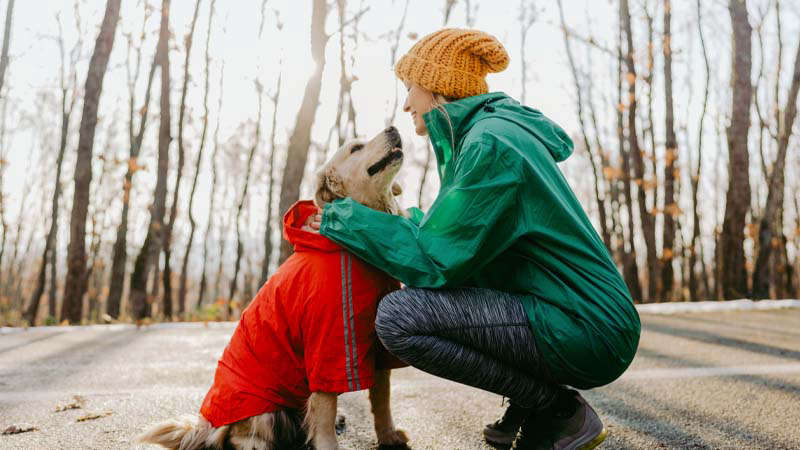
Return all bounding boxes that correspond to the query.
[1,308,799,449]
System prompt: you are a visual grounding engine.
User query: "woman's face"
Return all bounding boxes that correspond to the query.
[402,81,435,136]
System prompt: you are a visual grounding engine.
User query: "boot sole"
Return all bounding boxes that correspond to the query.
[483,427,517,446]
[577,427,607,450]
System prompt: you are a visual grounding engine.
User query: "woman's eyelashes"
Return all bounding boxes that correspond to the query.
[350,144,364,154]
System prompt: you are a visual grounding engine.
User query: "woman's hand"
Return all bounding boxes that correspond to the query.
[302,207,323,233]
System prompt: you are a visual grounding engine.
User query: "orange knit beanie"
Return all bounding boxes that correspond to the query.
[394,28,510,99]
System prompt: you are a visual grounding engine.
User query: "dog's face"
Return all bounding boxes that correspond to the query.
[315,126,404,214]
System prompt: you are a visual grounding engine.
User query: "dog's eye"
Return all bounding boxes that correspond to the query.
[350,144,364,154]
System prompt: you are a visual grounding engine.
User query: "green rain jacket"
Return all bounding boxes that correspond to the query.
[320,92,640,389]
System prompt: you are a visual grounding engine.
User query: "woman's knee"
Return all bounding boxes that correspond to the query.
[375,289,407,344]
[375,288,429,349]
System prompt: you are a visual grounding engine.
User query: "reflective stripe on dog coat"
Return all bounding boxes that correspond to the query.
[200,200,405,428]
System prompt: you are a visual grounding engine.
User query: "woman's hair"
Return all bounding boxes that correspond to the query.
[431,93,456,150]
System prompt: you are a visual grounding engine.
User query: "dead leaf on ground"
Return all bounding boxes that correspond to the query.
[76,411,112,422]
[55,395,86,412]
[2,424,38,435]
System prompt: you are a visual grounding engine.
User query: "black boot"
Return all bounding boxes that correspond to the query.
[512,390,606,450]
[484,402,532,446]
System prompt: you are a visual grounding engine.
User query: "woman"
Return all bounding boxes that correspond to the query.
[310,28,640,449]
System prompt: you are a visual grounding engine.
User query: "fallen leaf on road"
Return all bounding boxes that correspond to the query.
[55,395,86,412]
[76,411,112,422]
[2,424,37,434]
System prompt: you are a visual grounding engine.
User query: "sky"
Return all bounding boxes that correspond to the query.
[1,0,799,276]
[3,0,608,219]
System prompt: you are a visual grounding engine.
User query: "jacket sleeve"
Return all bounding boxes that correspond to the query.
[320,137,523,288]
[405,206,425,226]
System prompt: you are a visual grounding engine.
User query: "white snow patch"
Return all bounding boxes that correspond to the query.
[3,300,799,334]
[0,321,238,335]
[636,298,800,315]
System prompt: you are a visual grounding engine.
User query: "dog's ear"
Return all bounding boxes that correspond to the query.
[314,168,346,208]
[391,182,403,196]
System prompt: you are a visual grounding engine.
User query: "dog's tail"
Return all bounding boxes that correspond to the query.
[136,414,229,450]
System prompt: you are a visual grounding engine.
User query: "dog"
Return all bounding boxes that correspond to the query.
[137,127,409,450]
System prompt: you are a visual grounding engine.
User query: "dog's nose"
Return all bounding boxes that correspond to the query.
[385,126,402,148]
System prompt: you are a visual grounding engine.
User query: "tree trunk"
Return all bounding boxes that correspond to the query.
[163,0,203,319]
[519,1,536,106]
[0,0,13,302]
[720,0,753,300]
[84,137,113,322]
[106,55,158,319]
[179,0,213,317]
[752,36,800,298]
[61,0,121,324]
[229,84,263,315]
[385,0,410,127]
[260,61,282,286]
[0,0,15,95]
[25,16,80,324]
[557,0,611,252]
[277,0,328,263]
[690,0,712,301]
[617,7,642,302]
[0,101,7,300]
[199,63,223,309]
[661,0,677,300]
[129,0,171,321]
[415,2,457,212]
[24,90,71,325]
[621,0,657,302]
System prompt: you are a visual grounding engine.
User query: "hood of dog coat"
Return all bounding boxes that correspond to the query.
[283,200,343,253]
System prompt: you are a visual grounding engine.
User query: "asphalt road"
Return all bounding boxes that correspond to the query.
[1,308,799,449]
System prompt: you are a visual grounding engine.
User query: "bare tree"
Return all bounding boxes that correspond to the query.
[163,0,203,319]
[24,12,81,324]
[0,98,7,302]
[617,3,642,301]
[0,0,15,96]
[416,1,457,210]
[753,33,800,299]
[106,4,158,319]
[198,63,224,309]
[556,0,611,251]
[260,42,283,286]
[0,1,15,303]
[621,0,657,301]
[386,0,410,127]
[277,0,329,263]
[443,0,457,25]
[661,0,678,300]
[519,1,537,105]
[61,0,121,324]
[689,0,712,301]
[229,81,263,315]
[179,0,213,317]
[214,181,234,306]
[319,1,364,173]
[129,0,172,321]
[84,121,116,322]
[720,0,753,300]
[6,149,35,313]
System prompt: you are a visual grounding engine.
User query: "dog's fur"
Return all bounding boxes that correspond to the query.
[138,128,408,450]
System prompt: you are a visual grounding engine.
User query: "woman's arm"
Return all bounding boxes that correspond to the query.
[320,138,523,288]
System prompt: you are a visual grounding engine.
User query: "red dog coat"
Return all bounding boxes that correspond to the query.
[200,200,406,427]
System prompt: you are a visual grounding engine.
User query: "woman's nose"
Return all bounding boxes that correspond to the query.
[402,96,411,112]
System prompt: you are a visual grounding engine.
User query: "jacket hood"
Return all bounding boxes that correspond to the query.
[283,200,342,253]
[423,92,573,165]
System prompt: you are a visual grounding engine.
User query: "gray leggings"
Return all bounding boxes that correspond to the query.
[375,287,566,411]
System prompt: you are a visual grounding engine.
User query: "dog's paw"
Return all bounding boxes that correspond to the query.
[376,428,409,447]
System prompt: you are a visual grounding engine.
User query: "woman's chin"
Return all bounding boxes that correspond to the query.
[414,125,428,136]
